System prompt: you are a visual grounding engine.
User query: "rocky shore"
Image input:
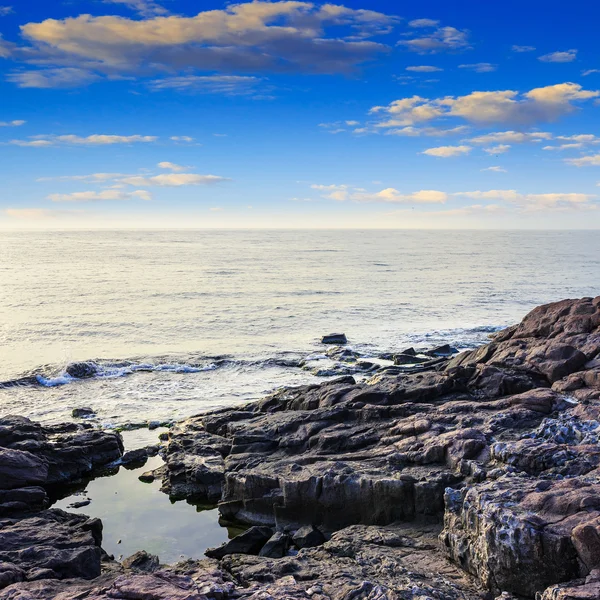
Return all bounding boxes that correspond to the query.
[2,296,600,599]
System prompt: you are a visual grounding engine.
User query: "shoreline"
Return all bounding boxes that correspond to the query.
[1,296,600,598]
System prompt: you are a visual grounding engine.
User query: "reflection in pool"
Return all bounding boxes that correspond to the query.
[52,432,241,565]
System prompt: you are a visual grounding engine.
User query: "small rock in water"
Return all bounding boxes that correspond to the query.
[68,499,91,509]
[393,354,429,365]
[138,470,156,483]
[425,344,458,357]
[122,550,160,572]
[121,448,149,468]
[321,333,348,345]
[71,407,96,418]
[66,362,98,379]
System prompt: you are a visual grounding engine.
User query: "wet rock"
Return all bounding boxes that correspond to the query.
[206,526,273,559]
[321,333,347,345]
[393,353,429,365]
[71,407,96,418]
[0,448,48,490]
[65,362,98,379]
[426,344,458,357]
[121,447,149,468]
[122,550,160,572]
[292,525,326,549]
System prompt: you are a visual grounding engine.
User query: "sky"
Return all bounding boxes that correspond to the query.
[1,0,600,229]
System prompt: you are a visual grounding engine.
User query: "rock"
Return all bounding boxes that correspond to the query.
[426,344,458,357]
[121,447,149,468]
[259,532,290,558]
[292,525,325,549]
[205,526,273,559]
[71,407,96,418]
[321,333,348,345]
[68,499,91,509]
[122,550,160,572]
[0,509,103,589]
[393,353,429,365]
[65,362,99,379]
[0,448,48,490]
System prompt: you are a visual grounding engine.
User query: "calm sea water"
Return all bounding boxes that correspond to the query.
[1,230,599,426]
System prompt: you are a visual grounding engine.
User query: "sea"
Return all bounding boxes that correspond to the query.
[1,229,599,562]
[1,229,599,427]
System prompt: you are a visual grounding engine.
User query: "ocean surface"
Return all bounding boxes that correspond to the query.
[1,229,599,427]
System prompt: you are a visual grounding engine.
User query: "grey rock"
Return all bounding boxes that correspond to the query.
[205,526,273,559]
[292,525,325,549]
[321,333,348,345]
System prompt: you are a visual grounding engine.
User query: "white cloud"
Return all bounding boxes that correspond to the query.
[455,189,596,211]
[10,134,157,146]
[468,130,552,144]
[422,145,471,157]
[120,174,227,187]
[9,2,399,87]
[48,190,151,202]
[407,19,440,28]
[7,68,100,88]
[398,25,471,53]
[539,50,577,63]
[556,134,600,143]
[565,154,600,167]
[371,83,600,127]
[171,136,194,142]
[37,172,127,182]
[481,166,507,172]
[103,0,168,17]
[0,119,25,127]
[158,162,188,172]
[405,65,442,72]
[311,184,446,204]
[458,62,497,73]
[583,69,600,76]
[542,143,583,151]
[148,75,262,96]
[385,125,469,137]
[512,45,536,52]
[482,145,511,155]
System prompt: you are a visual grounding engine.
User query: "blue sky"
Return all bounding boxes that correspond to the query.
[1,0,600,228]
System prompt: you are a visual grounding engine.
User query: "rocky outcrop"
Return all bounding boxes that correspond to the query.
[0,416,123,519]
[4,296,600,599]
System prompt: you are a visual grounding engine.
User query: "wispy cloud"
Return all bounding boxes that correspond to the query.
[422,145,471,157]
[512,45,536,52]
[312,183,447,204]
[103,0,168,17]
[539,50,578,63]
[455,189,596,211]
[0,6,13,16]
[0,119,25,127]
[7,68,101,89]
[120,174,228,187]
[148,75,263,96]
[481,166,507,172]
[482,145,511,155]
[458,62,497,73]
[47,190,152,202]
[10,134,157,147]
[565,154,600,167]
[398,25,471,53]
[406,65,443,72]
[158,162,190,172]
[4,208,83,220]
[582,69,600,76]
